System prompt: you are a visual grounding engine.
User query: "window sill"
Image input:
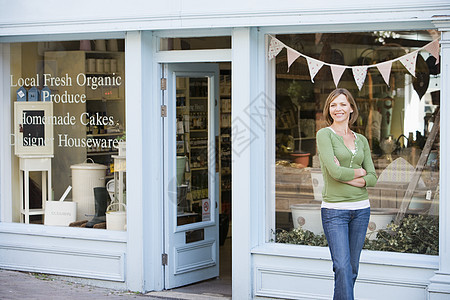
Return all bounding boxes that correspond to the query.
[0,222,127,243]
[252,242,439,270]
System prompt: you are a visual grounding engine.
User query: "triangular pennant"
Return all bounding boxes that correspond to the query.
[287,47,301,71]
[376,61,392,86]
[306,57,324,82]
[424,39,440,64]
[352,66,368,90]
[268,37,284,60]
[330,65,346,87]
[399,51,419,77]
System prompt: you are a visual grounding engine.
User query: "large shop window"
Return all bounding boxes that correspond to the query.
[273,31,440,255]
[9,39,127,231]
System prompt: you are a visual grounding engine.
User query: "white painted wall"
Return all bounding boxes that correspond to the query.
[0,0,449,36]
[428,20,450,300]
[231,27,258,299]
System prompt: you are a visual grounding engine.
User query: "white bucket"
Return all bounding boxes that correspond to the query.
[290,204,323,234]
[71,159,107,221]
[106,203,126,231]
[44,201,77,226]
[366,208,397,240]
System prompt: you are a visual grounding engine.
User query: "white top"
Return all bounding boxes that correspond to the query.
[321,127,370,210]
[321,199,370,210]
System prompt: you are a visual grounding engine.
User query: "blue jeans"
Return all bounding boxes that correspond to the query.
[321,207,370,300]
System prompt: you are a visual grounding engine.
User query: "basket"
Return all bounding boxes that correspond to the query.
[106,202,126,231]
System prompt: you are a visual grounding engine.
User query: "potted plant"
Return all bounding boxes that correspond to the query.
[287,80,313,166]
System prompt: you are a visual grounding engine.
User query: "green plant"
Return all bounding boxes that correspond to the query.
[274,228,328,247]
[364,214,439,255]
[31,272,54,281]
[274,214,439,255]
[116,133,126,142]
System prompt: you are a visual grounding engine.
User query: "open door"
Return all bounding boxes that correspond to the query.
[163,63,220,289]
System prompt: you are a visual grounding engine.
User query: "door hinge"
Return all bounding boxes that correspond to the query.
[161,78,167,90]
[161,105,167,117]
[162,253,168,265]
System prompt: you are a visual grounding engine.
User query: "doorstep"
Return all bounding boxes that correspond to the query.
[145,291,231,299]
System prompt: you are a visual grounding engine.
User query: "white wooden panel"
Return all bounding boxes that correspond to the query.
[124,30,145,292]
[231,27,255,299]
[253,249,437,300]
[256,266,332,299]
[0,243,124,281]
[428,21,450,299]
[175,240,216,274]
[155,49,231,63]
[0,43,13,223]
[0,228,127,282]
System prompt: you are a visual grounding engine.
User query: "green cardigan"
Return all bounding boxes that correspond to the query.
[316,127,377,203]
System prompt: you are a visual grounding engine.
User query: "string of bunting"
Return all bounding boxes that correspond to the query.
[268,35,440,90]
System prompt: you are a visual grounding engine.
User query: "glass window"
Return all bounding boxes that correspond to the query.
[272,31,440,255]
[9,39,127,231]
[176,76,210,225]
[160,36,231,51]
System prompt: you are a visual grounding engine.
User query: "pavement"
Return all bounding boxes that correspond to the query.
[0,269,231,300]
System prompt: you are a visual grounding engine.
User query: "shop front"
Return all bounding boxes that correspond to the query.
[1,1,450,299]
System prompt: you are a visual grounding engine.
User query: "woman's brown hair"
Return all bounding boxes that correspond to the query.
[322,88,359,126]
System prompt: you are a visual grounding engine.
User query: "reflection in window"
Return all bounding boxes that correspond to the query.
[10,39,127,231]
[176,77,211,226]
[160,36,231,51]
[273,31,440,255]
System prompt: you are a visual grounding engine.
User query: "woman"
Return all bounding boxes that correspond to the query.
[316,88,377,300]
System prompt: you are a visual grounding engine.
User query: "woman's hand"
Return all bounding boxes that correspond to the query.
[344,177,366,187]
[334,156,340,166]
[354,168,366,178]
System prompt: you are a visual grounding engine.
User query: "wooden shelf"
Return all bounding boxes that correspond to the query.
[191,167,208,171]
[86,98,123,101]
[87,132,123,138]
[85,72,122,76]
[276,74,310,80]
[87,151,118,156]
[21,208,45,215]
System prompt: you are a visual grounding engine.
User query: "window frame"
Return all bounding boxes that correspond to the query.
[258,25,441,268]
[0,33,127,240]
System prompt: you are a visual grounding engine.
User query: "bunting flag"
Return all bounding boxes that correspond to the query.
[287,47,301,71]
[399,51,419,77]
[306,57,324,82]
[267,35,440,90]
[376,61,393,86]
[352,66,368,90]
[424,39,440,64]
[331,65,346,88]
[268,37,284,60]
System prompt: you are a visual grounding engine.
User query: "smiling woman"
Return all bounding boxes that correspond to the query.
[316,88,377,300]
[273,31,440,257]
